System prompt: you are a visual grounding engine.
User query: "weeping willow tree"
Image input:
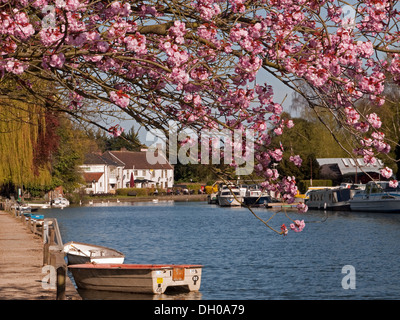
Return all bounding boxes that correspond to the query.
[0,99,56,195]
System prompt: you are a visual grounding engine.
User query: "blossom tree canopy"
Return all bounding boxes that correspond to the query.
[2,0,400,234]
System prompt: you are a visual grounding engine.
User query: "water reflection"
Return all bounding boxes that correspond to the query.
[77,289,202,300]
[87,200,175,207]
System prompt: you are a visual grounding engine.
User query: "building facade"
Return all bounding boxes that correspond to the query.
[81,153,124,194]
[317,157,385,184]
[80,149,174,194]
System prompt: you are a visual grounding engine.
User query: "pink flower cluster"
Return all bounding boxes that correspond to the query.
[381,167,393,179]
[108,124,124,137]
[289,155,302,167]
[290,220,305,233]
[110,90,130,108]
[191,0,222,21]
[0,58,28,75]
[281,218,306,236]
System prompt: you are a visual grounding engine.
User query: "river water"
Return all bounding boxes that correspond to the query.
[43,200,400,300]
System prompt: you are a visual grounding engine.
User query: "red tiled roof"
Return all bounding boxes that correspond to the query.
[103,151,173,170]
[83,172,104,183]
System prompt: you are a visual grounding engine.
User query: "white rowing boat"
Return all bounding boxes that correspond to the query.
[63,241,125,265]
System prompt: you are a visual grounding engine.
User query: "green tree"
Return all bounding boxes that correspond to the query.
[88,126,143,152]
[273,114,349,180]
[51,117,98,192]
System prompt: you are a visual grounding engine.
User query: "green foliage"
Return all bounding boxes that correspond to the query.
[89,127,143,152]
[0,101,53,189]
[273,114,350,180]
[51,117,97,192]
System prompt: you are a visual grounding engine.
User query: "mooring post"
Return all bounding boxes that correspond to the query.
[56,265,67,300]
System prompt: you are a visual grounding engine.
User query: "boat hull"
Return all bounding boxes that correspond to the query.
[243,196,271,207]
[68,264,203,294]
[349,181,400,213]
[64,241,125,265]
[218,197,242,206]
[350,199,400,212]
[207,194,217,204]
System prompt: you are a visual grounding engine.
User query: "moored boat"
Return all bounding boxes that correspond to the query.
[243,185,271,207]
[306,187,353,210]
[68,263,203,294]
[207,193,218,204]
[63,241,125,265]
[350,181,400,213]
[217,184,243,206]
[305,184,364,210]
[51,197,70,208]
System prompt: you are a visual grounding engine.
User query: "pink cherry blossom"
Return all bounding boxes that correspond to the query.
[109,125,124,137]
[280,224,288,236]
[290,220,305,233]
[381,167,393,179]
[49,53,65,68]
[110,90,130,108]
[1,58,28,75]
[389,180,398,188]
[367,113,382,129]
[297,203,308,213]
[124,33,147,55]
[289,155,302,167]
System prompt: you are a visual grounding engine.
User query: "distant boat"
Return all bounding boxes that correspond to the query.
[51,197,70,208]
[207,193,218,204]
[16,204,32,214]
[63,241,125,265]
[217,185,243,206]
[243,185,271,207]
[305,184,365,210]
[68,263,203,294]
[27,203,50,210]
[350,181,400,213]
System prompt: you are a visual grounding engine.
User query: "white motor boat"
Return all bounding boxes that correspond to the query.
[350,181,400,213]
[64,241,125,265]
[51,197,70,208]
[243,185,272,207]
[217,185,243,206]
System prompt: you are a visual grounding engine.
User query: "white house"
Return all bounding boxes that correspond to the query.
[102,149,174,189]
[80,153,124,194]
[81,149,174,194]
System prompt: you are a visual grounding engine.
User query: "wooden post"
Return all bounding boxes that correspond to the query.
[43,242,50,266]
[56,266,66,300]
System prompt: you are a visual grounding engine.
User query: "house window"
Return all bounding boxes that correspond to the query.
[134,170,138,176]
[142,170,146,176]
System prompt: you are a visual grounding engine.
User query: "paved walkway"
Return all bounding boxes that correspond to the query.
[0,210,79,300]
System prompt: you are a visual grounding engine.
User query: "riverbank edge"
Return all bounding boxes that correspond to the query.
[78,194,208,204]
